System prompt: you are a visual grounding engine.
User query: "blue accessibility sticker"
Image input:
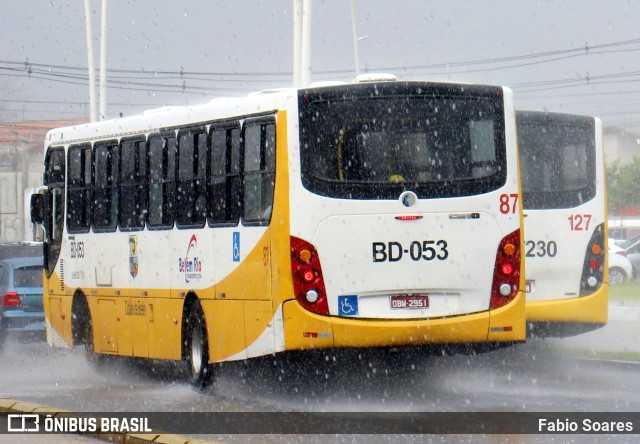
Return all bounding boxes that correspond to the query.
[338,295,358,316]
[232,232,240,262]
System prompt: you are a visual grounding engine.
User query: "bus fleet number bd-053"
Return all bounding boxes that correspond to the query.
[372,240,449,263]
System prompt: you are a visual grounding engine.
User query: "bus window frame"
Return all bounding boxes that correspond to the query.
[176,126,208,230]
[92,139,120,233]
[147,132,177,231]
[207,122,242,227]
[67,143,93,234]
[118,136,148,232]
[241,117,276,227]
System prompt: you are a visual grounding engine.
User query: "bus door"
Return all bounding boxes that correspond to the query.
[42,148,66,279]
[209,118,276,360]
[121,137,150,357]
[37,147,66,345]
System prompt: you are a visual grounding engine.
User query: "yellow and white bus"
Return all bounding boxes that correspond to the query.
[516,110,608,337]
[32,77,525,387]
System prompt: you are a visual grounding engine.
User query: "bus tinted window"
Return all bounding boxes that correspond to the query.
[177,130,207,228]
[93,142,119,231]
[243,121,275,224]
[44,148,65,186]
[517,114,596,209]
[119,138,147,230]
[299,85,506,200]
[148,135,176,229]
[208,126,241,225]
[67,144,92,232]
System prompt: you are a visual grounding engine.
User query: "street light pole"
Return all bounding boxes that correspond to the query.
[351,0,360,78]
[83,0,97,122]
[99,0,107,120]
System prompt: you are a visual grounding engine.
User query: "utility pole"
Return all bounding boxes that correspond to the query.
[83,0,97,122]
[293,0,301,87]
[351,0,361,78]
[300,0,312,87]
[292,0,311,87]
[99,0,107,120]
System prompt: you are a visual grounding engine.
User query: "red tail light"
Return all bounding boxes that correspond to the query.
[580,223,605,295]
[2,291,21,308]
[490,229,521,309]
[290,236,329,315]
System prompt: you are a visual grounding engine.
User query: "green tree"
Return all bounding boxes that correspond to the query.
[607,157,640,215]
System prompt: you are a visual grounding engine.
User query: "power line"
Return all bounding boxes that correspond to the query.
[4,36,640,81]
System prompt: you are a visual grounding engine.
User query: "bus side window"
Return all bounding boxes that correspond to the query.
[208,126,241,225]
[148,135,176,229]
[177,129,207,228]
[119,138,147,231]
[93,142,119,232]
[67,144,92,232]
[242,121,275,225]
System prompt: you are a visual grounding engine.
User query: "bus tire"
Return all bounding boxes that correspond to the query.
[81,310,104,366]
[73,296,105,367]
[609,267,628,286]
[185,300,213,389]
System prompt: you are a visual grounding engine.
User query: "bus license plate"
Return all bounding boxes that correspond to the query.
[390,294,429,309]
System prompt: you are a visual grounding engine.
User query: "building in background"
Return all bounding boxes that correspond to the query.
[603,127,640,165]
[0,120,84,242]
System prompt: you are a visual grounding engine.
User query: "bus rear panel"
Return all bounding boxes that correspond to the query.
[286,82,526,347]
[517,110,608,337]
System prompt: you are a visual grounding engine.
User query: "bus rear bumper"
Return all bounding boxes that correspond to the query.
[525,284,608,337]
[282,294,525,351]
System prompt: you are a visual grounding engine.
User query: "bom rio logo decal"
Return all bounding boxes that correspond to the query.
[178,234,202,283]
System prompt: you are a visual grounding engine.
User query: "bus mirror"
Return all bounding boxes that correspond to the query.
[30,193,44,224]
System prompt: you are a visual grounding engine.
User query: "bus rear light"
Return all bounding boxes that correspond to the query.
[490,229,521,309]
[503,243,516,256]
[2,292,21,308]
[305,290,319,303]
[298,249,312,263]
[301,269,316,283]
[291,236,329,316]
[580,223,604,296]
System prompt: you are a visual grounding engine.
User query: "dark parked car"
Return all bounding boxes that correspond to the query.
[0,256,45,342]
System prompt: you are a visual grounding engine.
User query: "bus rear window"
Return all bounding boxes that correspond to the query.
[517,115,596,209]
[298,84,507,200]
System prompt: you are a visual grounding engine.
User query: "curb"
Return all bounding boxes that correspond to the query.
[0,396,221,444]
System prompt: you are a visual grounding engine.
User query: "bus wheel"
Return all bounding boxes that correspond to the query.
[82,313,103,366]
[609,267,628,286]
[185,300,213,389]
[73,297,102,365]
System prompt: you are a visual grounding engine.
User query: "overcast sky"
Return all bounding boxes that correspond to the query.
[2,0,640,131]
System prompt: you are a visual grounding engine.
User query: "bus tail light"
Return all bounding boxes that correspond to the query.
[580,223,605,295]
[490,229,521,309]
[2,291,21,308]
[290,236,329,315]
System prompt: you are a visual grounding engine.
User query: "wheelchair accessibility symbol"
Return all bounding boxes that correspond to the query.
[232,232,240,262]
[338,295,358,316]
